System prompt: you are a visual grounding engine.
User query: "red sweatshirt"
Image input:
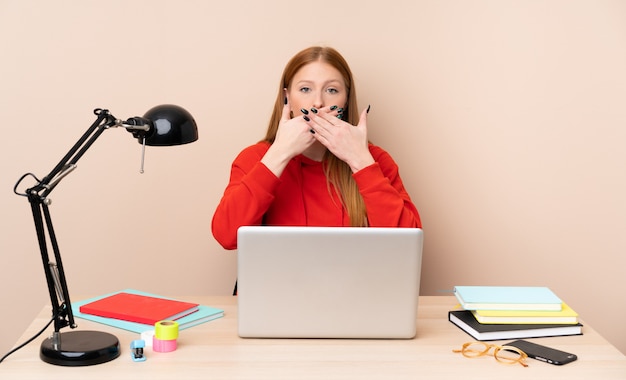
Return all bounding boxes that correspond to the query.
[211,142,421,250]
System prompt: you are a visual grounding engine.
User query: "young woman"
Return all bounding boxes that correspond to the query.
[212,46,421,250]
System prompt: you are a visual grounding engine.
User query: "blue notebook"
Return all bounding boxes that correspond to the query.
[454,286,563,311]
[72,289,224,333]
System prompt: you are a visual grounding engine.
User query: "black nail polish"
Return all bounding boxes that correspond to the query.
[330,105,337,111]
[367,104,371,113]
[310,107,318,113]
[336,114,343,120]
[309,128,315,134]
[300,108,309,115]
[337,108,344,114]
[303,115,310,122]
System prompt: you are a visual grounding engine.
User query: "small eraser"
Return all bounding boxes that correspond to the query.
[141,330,155,347]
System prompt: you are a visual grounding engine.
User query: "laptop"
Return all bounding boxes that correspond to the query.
[236,226,424,339]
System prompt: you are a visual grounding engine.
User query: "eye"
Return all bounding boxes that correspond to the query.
[299,87,311,93]
[326,88,339,94]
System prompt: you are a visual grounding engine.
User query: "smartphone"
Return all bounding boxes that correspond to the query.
[505,340,577,365]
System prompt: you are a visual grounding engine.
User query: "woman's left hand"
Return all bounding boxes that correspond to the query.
[307,106,375,173]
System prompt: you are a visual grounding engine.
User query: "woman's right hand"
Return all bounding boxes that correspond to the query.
[260,99,316,177]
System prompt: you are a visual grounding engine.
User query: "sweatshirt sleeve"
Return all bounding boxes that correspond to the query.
[352,145,422,228]
[211,143,280,250]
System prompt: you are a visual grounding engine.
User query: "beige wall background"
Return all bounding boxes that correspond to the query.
[1,0,625,356]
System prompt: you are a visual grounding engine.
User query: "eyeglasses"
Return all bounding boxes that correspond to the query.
[453,341,529,367]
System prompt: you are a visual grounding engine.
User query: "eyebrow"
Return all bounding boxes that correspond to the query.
[295,79,344,87]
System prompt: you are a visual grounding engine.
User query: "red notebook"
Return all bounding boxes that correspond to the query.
[79,292,200,325]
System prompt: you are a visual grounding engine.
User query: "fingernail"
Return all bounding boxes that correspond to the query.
[300,108,309,115]
[310,107,318,113]
[337,108,344,114]
[330,105,338,111]
[336,114,343,120]
[367,104,371,113]
[309,128,315,134]
[303,115,310,122]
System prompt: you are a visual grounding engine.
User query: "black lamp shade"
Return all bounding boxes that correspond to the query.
[142,104,198,146]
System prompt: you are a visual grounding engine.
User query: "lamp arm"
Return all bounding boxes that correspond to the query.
[22,108,120,335]
[36,109,117,196]
[27,197,74,333]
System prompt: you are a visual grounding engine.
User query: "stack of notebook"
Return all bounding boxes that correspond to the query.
[73,289,224,333]
[448,286,583,341]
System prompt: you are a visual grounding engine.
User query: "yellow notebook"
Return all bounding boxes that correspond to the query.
[472,303,579,324]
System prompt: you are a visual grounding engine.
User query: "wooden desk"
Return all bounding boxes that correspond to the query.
[1,296,624,379]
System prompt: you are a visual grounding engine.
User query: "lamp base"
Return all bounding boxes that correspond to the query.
[40,330,120,366]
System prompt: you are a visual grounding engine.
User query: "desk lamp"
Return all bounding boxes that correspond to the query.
[13,105,198,366]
